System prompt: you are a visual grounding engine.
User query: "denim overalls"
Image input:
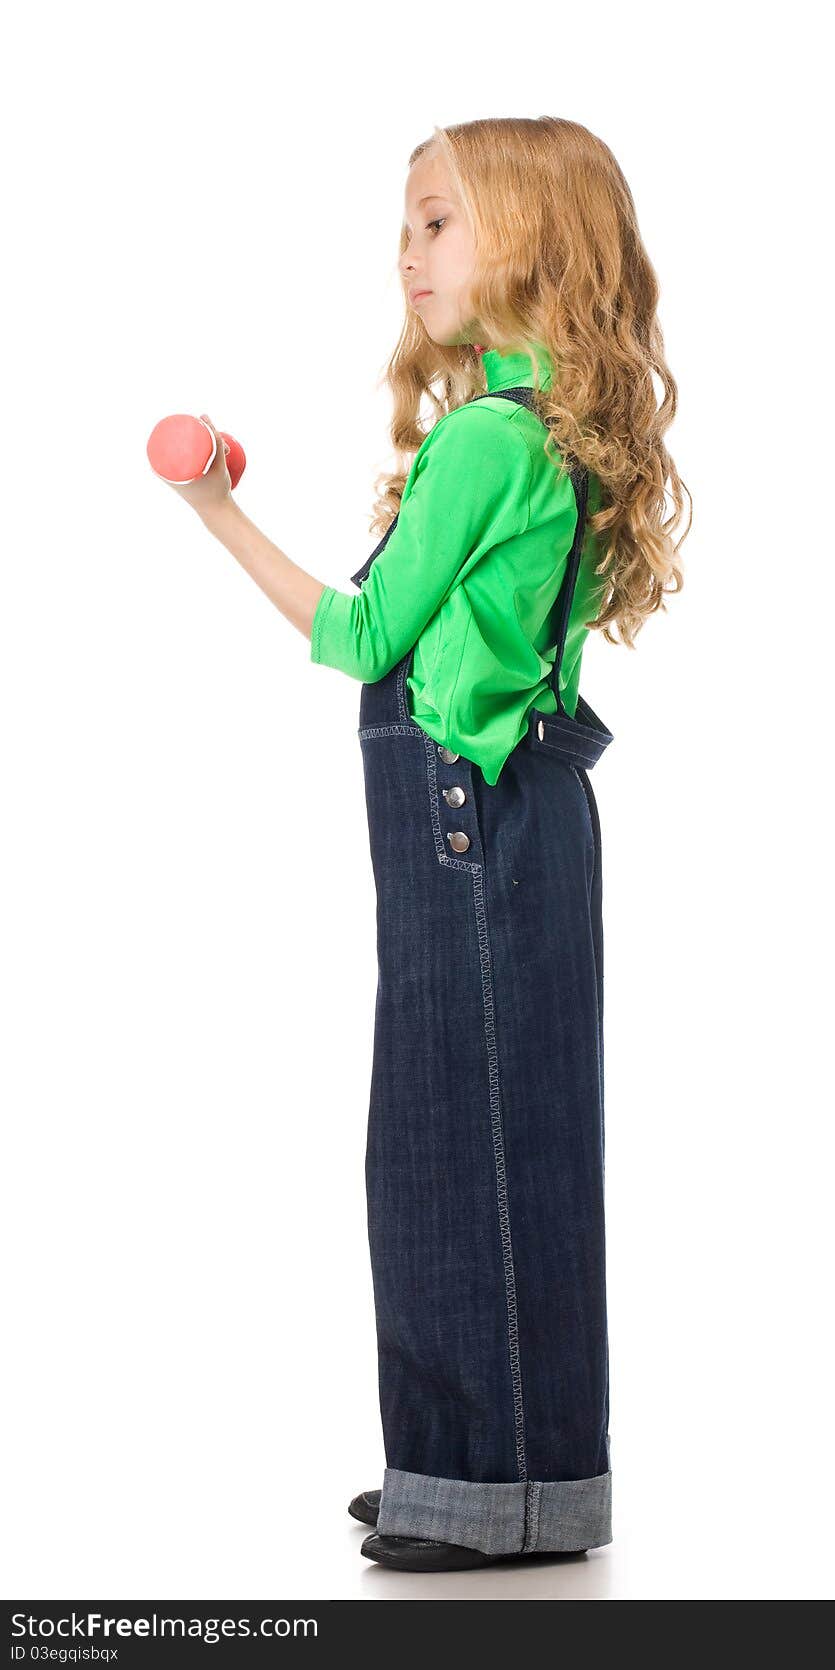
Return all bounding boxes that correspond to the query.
[350,386,614,1557]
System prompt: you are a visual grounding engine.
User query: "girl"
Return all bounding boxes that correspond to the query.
[165,115,690,1573]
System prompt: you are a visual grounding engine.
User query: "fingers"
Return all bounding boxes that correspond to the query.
[200,414,230,455]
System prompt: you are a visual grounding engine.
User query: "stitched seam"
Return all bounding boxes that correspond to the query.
[472,862,528,1483]
[539,738,602,766]
[310,586,336,661]
[396,657,410,724]
[522,1480,542,1553]
[532,1480,542,1548]
[541,711,608,741]
[575,766,604,1164]
[358,723,423,739]
[507,407,535,529]
[537,727,604,763]
[570,763,597,850]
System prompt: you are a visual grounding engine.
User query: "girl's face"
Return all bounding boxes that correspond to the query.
[400,149,482,347]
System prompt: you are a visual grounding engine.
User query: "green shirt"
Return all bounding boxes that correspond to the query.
[310,341,606,786]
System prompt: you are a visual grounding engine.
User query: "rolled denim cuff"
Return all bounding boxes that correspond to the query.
[375,1464,612,1558]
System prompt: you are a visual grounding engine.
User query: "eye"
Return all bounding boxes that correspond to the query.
[426,218,445,234]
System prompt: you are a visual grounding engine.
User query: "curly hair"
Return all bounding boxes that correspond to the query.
[369,116,691,648]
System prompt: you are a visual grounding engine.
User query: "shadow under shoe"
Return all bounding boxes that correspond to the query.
[348,1489,381,1527]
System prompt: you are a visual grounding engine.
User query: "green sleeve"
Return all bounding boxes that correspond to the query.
[309,407,532,683]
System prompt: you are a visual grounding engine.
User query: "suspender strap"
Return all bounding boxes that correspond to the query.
[548,464,589,714]
[349,518,397,589]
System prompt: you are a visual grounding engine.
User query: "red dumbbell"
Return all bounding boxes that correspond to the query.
[146,414,246,491]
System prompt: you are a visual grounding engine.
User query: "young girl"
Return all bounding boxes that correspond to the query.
[166,115,689,1573]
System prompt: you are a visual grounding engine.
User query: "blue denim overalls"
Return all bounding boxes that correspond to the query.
[350,387,614,1557]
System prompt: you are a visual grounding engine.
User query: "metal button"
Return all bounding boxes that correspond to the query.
[443,785,466,808]
[537,720,545,741]
[447,830,470,853]
[438,744,460,763]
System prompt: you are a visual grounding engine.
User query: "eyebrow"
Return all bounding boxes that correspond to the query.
[402,194,452,230]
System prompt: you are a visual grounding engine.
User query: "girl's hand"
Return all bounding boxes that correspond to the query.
[166,415,232,517]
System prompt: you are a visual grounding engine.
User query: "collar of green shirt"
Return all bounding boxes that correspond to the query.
[480,341,554,394]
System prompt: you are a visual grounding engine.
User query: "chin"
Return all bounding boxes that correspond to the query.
[426,323,468,348]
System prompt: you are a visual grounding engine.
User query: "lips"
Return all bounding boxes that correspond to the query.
[410,289,432,304]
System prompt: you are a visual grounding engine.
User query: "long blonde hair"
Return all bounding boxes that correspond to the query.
[371,116,691,647]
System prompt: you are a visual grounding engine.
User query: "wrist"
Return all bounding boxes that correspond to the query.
[199,494,239,534]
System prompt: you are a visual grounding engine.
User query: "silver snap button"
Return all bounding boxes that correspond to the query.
[438,744,460,763]
[447,830,470,853]
[537,720,545,741]
[443,785,466,808]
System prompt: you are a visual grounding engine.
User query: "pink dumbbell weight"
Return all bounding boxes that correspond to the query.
[146,414,246,491]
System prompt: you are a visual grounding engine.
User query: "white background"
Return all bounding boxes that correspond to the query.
[2,0,832,1602]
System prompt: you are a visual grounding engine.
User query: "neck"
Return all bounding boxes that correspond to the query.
[476,341,555,394]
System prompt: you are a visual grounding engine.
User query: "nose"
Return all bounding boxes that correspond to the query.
[399,229,423,275]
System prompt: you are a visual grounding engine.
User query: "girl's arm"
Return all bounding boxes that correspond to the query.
[196,496,327,642]
[179,409,531,677]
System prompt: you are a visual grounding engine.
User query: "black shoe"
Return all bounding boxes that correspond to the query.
[360,1532,588,1571]
[348,1489,381,1527]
